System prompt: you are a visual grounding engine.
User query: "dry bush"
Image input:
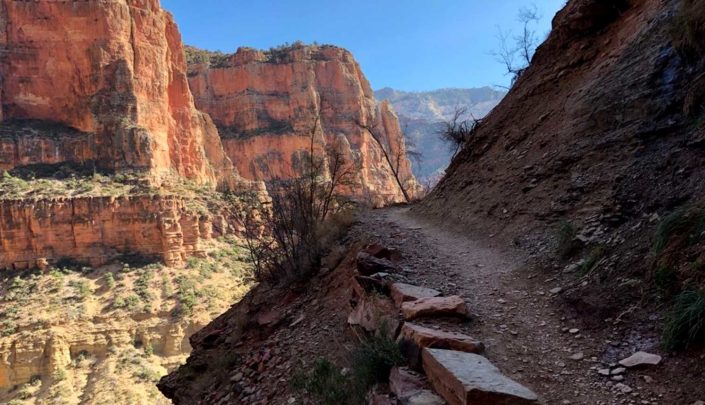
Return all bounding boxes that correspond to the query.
[238,118,358,283]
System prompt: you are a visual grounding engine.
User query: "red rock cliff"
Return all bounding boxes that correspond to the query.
[187,44,418,205]
[0,0,236,188]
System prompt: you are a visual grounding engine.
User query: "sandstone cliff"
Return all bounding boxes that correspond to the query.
[0,0,236,188]
[418,0,705,309]
[0,195,222,270]
[186,44,419,205]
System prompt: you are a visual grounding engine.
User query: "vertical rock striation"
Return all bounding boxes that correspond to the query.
[0,0,237,188]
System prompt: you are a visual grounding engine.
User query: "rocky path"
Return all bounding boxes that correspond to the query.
[359,207,671,405]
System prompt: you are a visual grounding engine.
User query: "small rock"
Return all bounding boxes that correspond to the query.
[569,352,584,361]
[614,383,633,394]
[611,367,626,375]
[611,375,624,382]
[568,328,579,334]
[550,287,563,295]
[619,351,662,368]
[598,368,610,376]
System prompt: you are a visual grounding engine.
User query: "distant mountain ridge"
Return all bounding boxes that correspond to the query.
[375,87,506,181]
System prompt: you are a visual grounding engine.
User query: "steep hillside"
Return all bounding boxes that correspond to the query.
[419,0,705,313]
[375,87,505,181]
[186,44,419,206]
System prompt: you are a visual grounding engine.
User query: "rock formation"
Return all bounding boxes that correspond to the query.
[0,195,227,270]
[186,44,419,206]
[0,0,236,188]
[0,0,269,271]
[374,87,505,182]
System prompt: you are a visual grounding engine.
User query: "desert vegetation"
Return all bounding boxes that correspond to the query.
[0,237,254,404]
[240,116,358,283]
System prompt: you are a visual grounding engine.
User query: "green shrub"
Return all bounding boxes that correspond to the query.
[663,289,705,350]
[654,204,705,254]
[577,246,606,276]
[350,331,405,387]
[654,266,679,294]
[555,220,578,259]
[104,273,116,290]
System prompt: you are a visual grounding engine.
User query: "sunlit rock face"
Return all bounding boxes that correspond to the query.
[0,0,237,188]
[187,44,419,206]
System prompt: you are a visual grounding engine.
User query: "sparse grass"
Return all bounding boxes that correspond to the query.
[577,246,606,276]
[555,220,578,259]
[653,204,705,254]
[350,330,405,387]
[291,358,362,405]
[291,332,404,405]
[663,289,705,350]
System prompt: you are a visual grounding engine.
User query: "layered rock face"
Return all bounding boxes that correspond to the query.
[187,45,418,205]
[0,0,236,187]
[0,195,227,270]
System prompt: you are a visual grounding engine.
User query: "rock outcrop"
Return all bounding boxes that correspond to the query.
[0,195,230,270]
[187,44,419,205]
[0,0,237,188]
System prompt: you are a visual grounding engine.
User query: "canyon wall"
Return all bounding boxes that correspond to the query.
[187,44,419,205]
[0,0,236,188]
[0,195,228,270]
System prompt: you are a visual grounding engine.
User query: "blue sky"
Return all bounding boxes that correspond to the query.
[162,1,566,91]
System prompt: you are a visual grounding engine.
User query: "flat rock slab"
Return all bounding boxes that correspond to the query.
[402,296,470,320]
[400,323,484,354]
[422,349,538,405]
[619,351,662,368]
[391,283,442,307]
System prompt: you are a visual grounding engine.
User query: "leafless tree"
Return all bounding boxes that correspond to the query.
[356,119,415,203]
[438,106,481,159]
[493,5,541,85]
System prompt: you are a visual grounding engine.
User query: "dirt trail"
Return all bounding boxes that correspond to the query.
[360,207,681,405]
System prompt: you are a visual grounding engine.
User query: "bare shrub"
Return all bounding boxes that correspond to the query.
[493,5,541,85]
[237,117,358,283]
[438,107,481,159]
[356,119,416,203]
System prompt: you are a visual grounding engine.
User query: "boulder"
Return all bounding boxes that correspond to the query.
[391,283,442,307]
[357,252,400,275]
[618,351,662,368]
[365,244,403,262]
[422,349,538,405]
[348,295,400,336]
[401,296,470,321]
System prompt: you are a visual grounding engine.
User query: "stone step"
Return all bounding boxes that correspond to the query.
[422,349,538,405]
[399,323,484,367]
[402,296,470,321]
[391,283,442,307]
